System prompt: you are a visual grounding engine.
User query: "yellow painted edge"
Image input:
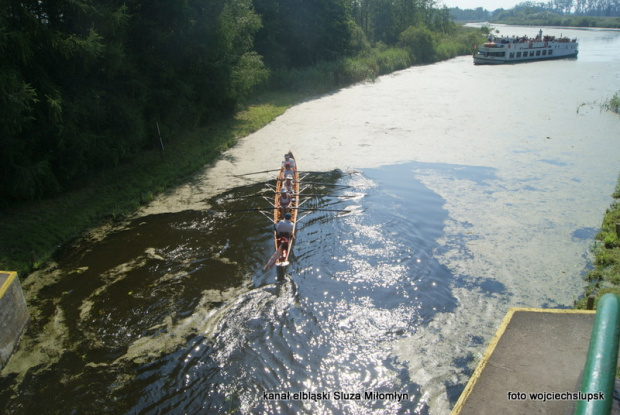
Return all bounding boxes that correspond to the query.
[450,307,595,414]
[0,271,18,299]
[509,307,595,315]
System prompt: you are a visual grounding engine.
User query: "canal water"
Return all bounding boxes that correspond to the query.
[2,25,620,414]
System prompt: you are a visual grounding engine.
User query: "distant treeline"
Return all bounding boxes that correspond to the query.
[513,0,620,16]
[1,0,481,202]
[450,0,620,25]
[493,5,620,26]
[449,7,492,22]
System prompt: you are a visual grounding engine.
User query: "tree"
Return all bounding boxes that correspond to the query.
[0,0,116,199]
[399,25,436,63]
[0,0,267,201]
[254,0,352,67]
[350,0,453,44]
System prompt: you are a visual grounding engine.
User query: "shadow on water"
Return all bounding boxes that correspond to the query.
[2,164,467,414]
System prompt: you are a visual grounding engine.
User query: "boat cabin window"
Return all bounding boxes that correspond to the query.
[510,52,515,58]
[516,52,522,58]
[530,51,535,57]
[536,50,541,56]
[549,50,553,55]
[542,50,547,56]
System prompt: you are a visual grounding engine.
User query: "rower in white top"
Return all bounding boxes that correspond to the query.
[278,188,292,219]
[283,175,295,194]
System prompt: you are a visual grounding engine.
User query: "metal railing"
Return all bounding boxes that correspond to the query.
[575,293,620,415]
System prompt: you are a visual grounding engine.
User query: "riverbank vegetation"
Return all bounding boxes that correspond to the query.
[575,176,620,309]
[0,1,487,274]
[575,92,620,309]
[603,91,620,114]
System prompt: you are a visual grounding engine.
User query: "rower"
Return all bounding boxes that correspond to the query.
[279,188,292,218]
[275,212,294,237]
[283,162,295,179]
[276,212,294,239]
[283,175,295,194]
[275,213,294,267]
[282,153,296,169]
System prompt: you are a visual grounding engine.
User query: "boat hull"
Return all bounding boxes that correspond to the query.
[473,36,578,65]
[474,50,578,65]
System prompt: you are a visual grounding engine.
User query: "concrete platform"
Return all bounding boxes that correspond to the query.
[452,308,597,415]
[0,271,30,370]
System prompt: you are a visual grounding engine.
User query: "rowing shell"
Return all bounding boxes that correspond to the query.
[270,151,299,280]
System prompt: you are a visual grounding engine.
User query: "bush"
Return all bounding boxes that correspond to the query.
[603,91,620,114]
[338,58,377,85]
[399,26,437,64]
[435,41,460,61]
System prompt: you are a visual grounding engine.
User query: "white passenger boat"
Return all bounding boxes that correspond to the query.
[473,29,578,65]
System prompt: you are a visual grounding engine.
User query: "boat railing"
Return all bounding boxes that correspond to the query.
[574,293,620,415]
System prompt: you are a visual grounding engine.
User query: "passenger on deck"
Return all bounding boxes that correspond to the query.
[282,153,296,169]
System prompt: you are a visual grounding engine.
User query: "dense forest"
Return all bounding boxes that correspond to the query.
[2,0,479,203]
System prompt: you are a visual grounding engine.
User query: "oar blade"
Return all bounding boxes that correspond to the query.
[234,168,281,177]
[264,244,283,270]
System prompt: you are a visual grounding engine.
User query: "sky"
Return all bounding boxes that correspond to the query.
[439,0,521,11]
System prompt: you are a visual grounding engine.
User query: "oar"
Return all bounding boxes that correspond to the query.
[292,192,360,198]
[208,207,277,213]
[291,193,333,197]
[258,210,274,221]
[264,244,284,270]
[209,206,350,214]
[300,181,351,187]
[230,193,270,199]
[209,206,352,218]
[234,169,281,177]
[232,193,330,199]
[293,207,353,212]
[295,207,355,222]
[296,211,314,223]
[293,170,349,175]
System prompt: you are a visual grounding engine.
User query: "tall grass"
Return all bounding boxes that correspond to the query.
[575,174,620,309]
[267,28,482,94]
[373,48,412,74]
[267,48,412,94]
[603,91,620,114]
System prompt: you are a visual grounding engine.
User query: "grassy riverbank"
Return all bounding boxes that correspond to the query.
[574,175,620,309]
[574,92,620,309]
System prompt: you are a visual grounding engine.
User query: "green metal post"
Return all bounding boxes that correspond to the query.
[575,293,620,415]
